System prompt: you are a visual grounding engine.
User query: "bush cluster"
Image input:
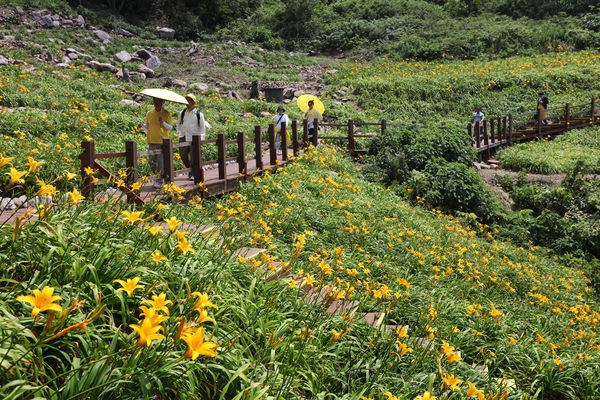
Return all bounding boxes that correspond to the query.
[360,125,501,222]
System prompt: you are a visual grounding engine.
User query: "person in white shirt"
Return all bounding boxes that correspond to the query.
[274,105,290,152]
[471,106,485,144]
[176,94,206,180]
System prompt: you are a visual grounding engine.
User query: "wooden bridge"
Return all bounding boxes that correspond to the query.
[78,97,600,204]
[469,97,600,160]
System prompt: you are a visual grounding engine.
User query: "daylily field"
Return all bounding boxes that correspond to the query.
[1,21,600,400]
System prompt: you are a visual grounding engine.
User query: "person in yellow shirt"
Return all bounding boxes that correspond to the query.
[303,99,322,142]
[137,97,174,189]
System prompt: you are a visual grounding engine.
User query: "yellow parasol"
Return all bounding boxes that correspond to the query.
[140,88,188,104]
[297,94,325,114]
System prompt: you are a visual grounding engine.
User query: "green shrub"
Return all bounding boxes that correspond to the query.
[406,157,501,222]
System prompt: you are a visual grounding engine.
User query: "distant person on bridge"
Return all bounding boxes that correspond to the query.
[138,97,174,189]
[274,105,290,153]
[304,99,322,142]
[177,93,206,181]
[471,106,485,144]
[538,92,549,126]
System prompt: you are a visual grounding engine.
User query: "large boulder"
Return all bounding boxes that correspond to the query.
[93,30,111,41]
[88,61,117,73]
[114,50,131,63]
[146,55,161,69]
[155,27,175,39]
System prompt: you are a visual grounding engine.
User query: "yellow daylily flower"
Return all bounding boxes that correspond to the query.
[146,226,164,237]
[181,326,217,360]
[25,156,44,173]
[414,391,437,400]
[130,318,165,347]
[138,305,169,326]
[66,189,85,204]
[0,153,14,168]
[6,167,27,185]
[442,373,462,391]
[35,179,58,197]
[17,286,63,317]
[113,277,144,297]
[165,216,182,232]
[121,210,144,225]
[176,238,195,255]
[192,292,218,311]
[64,171,77,181]
[141,293,172,315]
[150,251,168,263]
[196,309,216,324]
[466,382,485,399]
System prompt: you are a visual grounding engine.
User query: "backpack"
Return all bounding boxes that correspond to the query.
[180,108,201,126]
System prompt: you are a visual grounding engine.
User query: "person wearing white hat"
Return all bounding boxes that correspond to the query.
[176,93,206,180]
[274,105,290,152]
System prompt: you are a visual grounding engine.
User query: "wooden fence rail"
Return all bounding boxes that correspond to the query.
[80,97,599,202]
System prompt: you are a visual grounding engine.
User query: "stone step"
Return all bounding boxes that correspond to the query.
[234,247,266,259]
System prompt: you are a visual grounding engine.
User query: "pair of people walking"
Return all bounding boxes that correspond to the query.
[138,94,206,188]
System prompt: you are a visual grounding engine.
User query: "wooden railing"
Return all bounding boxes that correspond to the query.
[470,97,600,158]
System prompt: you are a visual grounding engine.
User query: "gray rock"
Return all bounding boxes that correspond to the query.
[155,27,175,39]
[87,61,117,73]
[189,82,209,91]
[170,78,187,89]
[145,55,161,69]
[136,49,152,60]
[85,37,98,47]
[38,15,53,28]
[13,195,27,208]
[119,28,133,37]
[139,64,154,78]
[0,198,16,211]
[93,30,110,41]
[114,50,131,63]
[61,56,71,64]
[120,99,140,106]
[55,63,71,68]
[0,56,9,65]
[51,21,60,29]
[67,53,78,60]
[76,15,85,27]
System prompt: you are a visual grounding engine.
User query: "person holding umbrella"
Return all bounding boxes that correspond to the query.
[303,99,323,142]
[138,97,174,189]
[176,93,206,180]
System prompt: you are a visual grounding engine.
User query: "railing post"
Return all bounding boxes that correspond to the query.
[281,121,288,161]
[565,103,570,131]
[468,123,473,147]
[591,97,596,124]
[191,135,203,186]
[348,118,355,158]
[269,123,277,166]
[237,131,246,179]
[80,141,95,199]
[537,111,542,138]
[502,116,507,143]
[381,119,386,135]
[292,120,299,156]
[162,138,174,184]
[303,119,309,147]
[254,126,263,172]
[483,120,490,159]
[125,140,137,184]
[312,119,319,147]
[475,121,481,148]
[508,114,513,146]
[217,133,226,180]
[490,118,495,144]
